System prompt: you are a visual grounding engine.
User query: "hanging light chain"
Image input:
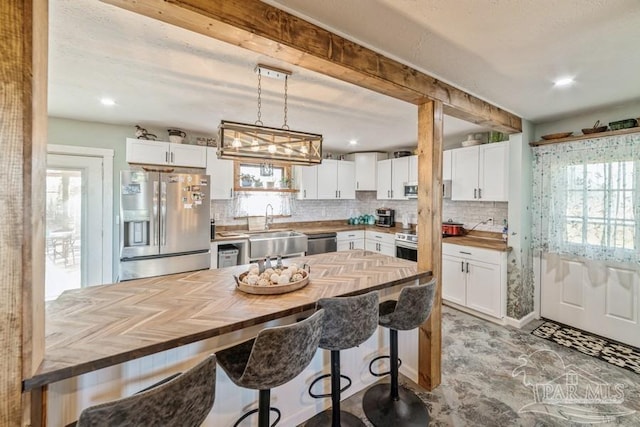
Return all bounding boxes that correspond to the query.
[255,68,263,126]
[282,75,289,130]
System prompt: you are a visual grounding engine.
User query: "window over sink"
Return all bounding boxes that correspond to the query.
[233,162,294,218]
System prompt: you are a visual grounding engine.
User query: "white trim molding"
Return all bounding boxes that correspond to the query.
[505,312,537,329]
[47,144,114,284]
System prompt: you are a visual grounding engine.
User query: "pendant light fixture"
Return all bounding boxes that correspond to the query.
[217,64,323,165]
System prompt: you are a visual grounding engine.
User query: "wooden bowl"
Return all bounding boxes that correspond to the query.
[234,266,310,295]
[541,132,573,140]
[582,126,608,134]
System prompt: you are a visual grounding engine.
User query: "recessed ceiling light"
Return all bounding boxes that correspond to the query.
[553,77,575,87]
[100,98,116,106]
[349,139,358,145]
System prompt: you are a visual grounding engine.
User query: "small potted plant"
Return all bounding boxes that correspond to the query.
[240,173,253,187]
[279,177,292,189]
[252,177,263,188]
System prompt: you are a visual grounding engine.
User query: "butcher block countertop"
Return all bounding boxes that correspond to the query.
[24,250,431,390]
[214,221,408,241]
[443,230,511,252]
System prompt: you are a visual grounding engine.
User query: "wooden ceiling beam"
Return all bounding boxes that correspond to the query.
[102,0,522,134]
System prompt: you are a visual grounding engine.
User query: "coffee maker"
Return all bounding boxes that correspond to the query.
[375,208,395,227]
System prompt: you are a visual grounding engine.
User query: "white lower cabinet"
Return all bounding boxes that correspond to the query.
[442,243,506,319]
[336,230,365,251]
[365,230,396,256]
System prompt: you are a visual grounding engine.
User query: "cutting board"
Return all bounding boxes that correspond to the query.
[248,216,265,231]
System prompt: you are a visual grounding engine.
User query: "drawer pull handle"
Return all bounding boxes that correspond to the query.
[460,251,471,255]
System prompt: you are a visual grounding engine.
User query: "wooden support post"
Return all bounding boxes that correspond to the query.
[417,101,443,390]
[0,0,47,425]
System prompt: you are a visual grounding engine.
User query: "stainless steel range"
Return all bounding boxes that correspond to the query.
[395,231,417,261]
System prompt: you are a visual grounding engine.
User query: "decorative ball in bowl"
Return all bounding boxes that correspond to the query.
[233,263,310,295]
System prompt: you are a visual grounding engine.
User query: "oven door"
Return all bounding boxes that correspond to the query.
[395,241,417,261]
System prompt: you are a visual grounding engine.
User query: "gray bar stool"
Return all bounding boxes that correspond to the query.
[363,279,436,427]
[76,354,216,427]
[306,292,379,427]
[217,309,325,427]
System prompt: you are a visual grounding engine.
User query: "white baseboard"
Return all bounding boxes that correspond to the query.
[504,311,537,328]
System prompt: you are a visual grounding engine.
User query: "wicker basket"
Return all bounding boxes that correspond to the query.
[609,119,638,131]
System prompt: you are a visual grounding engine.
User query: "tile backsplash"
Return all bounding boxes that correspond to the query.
[212,192,507,232]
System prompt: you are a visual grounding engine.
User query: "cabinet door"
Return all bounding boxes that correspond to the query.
[337,240,351,251]
[408,155,418,183]
[126,139,169,165]
[442,254,466,305]
[391,157,409,200]
[296,165,318,200]
[337,161,355,199]
[170,144,207,168]
[376,159,392,200]
[206,148,234,200]
[316,160,338,199]
[379,241,396,257]
[451,146,479,201]
[478,141,509,202]
[443,150,452,181]
[352,238,365,250]
[465,259,502,318]
[354,153,378,191]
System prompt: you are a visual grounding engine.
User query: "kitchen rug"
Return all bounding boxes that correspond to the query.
[531,320,640,375]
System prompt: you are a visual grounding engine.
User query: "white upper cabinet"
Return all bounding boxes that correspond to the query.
[451,141,508,202]
[316,159,355,199]
[205,147,234,200]
[295,165,318,200]
[443,150,452,181]
[126,138,207,168]
[376,156,413,200]
[353,152,387,191]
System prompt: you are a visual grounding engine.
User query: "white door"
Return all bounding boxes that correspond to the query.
[451,146,479,201]
[206,148,234,200]
[478,142,509,201]
[337,161,355,199]
[465,259,502,318]
[171,143,206,167]
[442,254,466,305]
[391,157,409,200]
[377,159,392,200]
[316,160,338,199]
[46,154,105,300]
[540,254,640,347]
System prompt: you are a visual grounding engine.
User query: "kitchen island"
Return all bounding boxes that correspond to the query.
[27,250,431,426]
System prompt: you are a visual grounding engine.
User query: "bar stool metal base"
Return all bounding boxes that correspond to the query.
[305,409,366,427]
[362,383,429,427]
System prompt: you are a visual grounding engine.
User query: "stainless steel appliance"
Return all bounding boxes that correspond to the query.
[376,208,395,227]
[306,232,337,255]
[395,231,417,261]
[403,182,418,199]
[119,170,211,280]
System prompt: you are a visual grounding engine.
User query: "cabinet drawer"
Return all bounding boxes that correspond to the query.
[443,243,502,264]
[337,230,364,241]
[365,230,395,245]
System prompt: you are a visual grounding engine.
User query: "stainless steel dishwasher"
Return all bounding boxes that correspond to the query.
[306,232,337,255]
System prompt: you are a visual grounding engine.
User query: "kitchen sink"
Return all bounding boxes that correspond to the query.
[248,230,308,260]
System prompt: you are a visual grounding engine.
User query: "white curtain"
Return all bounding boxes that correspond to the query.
[233,191,293,218]
[532,133,639,264]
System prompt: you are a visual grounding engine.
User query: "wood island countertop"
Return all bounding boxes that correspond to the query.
[24,250,431,390]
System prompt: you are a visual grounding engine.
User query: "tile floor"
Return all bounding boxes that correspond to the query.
[301,306,640,426]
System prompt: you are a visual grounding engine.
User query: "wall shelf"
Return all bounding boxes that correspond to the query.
[530,127,640,147]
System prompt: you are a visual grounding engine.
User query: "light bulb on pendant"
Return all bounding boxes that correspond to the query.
[232,138,242,148]
[300,145,309,156]
[268,144,277,154]
[251,139,260,152]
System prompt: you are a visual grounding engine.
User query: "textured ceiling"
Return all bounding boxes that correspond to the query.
[49,0,640,152]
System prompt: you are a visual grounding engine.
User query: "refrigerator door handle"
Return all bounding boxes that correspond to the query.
[160,181,167,246]
[152,181,159,245]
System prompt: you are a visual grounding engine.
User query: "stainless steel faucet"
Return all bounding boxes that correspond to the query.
[265,204,274,230]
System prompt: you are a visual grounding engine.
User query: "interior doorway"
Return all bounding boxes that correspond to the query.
[45,146,113,300]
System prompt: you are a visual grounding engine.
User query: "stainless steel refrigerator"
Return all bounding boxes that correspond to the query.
[119,170,210,281]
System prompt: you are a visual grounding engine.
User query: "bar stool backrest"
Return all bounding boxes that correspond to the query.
[383,279,436,331]
[239,309,325,390]
[77,354,216,427]
[317,292,379,351]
